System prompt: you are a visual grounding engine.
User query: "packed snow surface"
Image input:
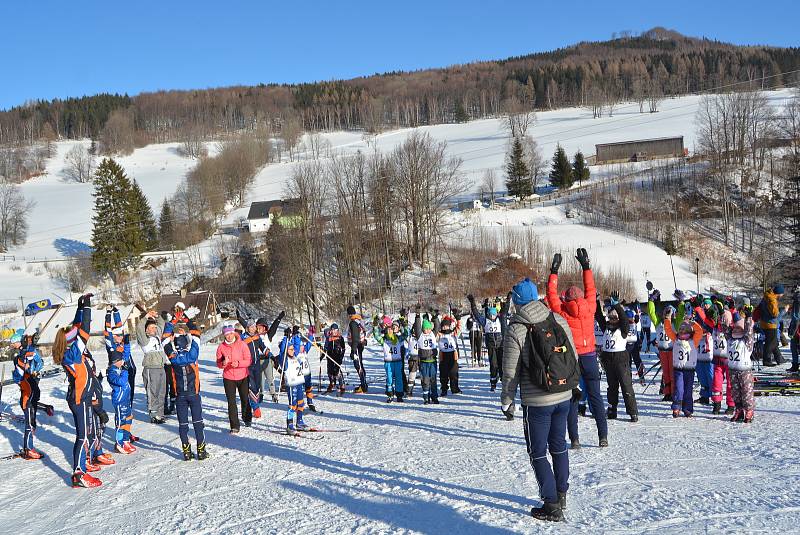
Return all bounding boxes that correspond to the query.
[0,340,797,534]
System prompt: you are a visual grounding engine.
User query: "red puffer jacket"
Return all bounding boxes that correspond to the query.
[546,269,597,356]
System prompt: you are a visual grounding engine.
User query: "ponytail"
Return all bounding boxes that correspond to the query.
[52,328,68,365]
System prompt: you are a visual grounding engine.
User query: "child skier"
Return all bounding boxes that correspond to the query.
[438,318,461,396]
[624,308,644,384]
[468,294,509,391]
[105,307,136,404]
[165,323,208,461]
[12,334,50,459]
[346,305,369,394]
[693,299,718,406]
[323,323,346,396]
[664,312,703,418]
[136,311,167,424]
[282,340,311,433]
[375,318,407,402]
[711,310,735,416]
[405,314,420,397]
[596,299,639,422]
[727,313,756,423]
[107,351,135,454]
[414,315,439,404]
[648,302,676,402]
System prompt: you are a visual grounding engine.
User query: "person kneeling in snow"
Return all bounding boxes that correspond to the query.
[107,351,136,454]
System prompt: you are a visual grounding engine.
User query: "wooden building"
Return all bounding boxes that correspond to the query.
[595,136,685,164]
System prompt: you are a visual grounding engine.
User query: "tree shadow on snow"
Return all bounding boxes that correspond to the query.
[53,238,93,258]
[282,479,519,535]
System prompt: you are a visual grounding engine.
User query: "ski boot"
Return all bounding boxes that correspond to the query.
[712,402,721,415]
[530,502,564,522]
[599,437,609,448]
[253,407,262,419]
[558,491,567,511]
[307,403,319,413]
[271,393,279,404]
[423,398,430,405]
[286,419,298,435]
[570,438,581,450]
[196,442,209,460]
[84,459,101,472]
[337,386,345,397]
[490,384,496,392]
[789,363,800,373]
[440,389,448,397]
[325,383,334,394]
[743,410,754,423]
[295,416,310,432]
[94,453,115,465]
[683,412,693,418]
[72,470,102,488]
[695,396,710,406]
[730,409,744,422]
[386,395,394,403]
[396,393,405,403]
[129,434,140,443]
[151,416,166,424]
[606,407,617,420]
[637,364,645,386]
[725,406,735,416]
[630,414,639,423]
[578,404,586,417]
[21,448,44,460]
[182,443,194,461]
[672,409,681,418]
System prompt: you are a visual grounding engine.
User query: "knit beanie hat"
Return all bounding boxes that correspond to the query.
[511,278,538,306]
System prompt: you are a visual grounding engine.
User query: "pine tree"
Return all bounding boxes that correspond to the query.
[159,201,173,248]
[549,144,573,189]
[90,158,142,276]
[505,137,531,200]
[128,180,158,251]
[572,151,590,186]
[663,224,678,256]
[454,100,469,123]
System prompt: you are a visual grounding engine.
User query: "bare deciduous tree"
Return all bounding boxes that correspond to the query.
[522,136,547,193]
[64,144,96,183]
[99,109,136,155]
[0,180,35,251]
[481,169,497,205]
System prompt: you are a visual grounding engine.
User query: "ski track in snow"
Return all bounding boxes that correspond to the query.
[0,343,798,534]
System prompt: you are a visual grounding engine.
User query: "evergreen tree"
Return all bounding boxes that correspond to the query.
[159,201,173,248]
[505,137,531,200]
[663,224,678,256]
[129,179,158,251]
[454,100,469,123]
[572,151,590,186]
[90,158,141,276]
[549,144,573,189]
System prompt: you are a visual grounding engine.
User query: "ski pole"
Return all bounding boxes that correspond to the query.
[641,364,662,395]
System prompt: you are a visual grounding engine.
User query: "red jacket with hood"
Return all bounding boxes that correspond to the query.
[546,269,597,356]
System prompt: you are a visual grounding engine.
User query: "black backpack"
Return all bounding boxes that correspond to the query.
[512,312,579,393]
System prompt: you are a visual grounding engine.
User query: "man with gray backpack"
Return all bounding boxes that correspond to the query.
[501,277,580,523]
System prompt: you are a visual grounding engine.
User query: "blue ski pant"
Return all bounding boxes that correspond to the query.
[113,402,133,446]
[696,360,713,398]
[384,360,404,396]
[568,353,608,441]
[420,361,438,401]
[68,398,91,473]
[176,393,205,445]
[20,377,40,451]
[523,401,570,504]
[672,369,695,414]
[287,383,306,424]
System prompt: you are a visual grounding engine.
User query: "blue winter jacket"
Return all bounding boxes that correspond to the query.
[164,335,201,395]
[106,365,131,406]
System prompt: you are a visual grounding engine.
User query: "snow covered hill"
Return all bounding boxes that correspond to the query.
[2,89,794,305]
[0,339,797,534]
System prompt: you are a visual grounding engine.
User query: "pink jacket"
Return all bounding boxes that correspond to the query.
[215,338,252,381]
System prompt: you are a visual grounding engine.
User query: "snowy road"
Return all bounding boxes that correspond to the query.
[1,343,798,534]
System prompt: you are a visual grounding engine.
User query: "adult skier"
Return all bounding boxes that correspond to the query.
[346,305,369,393]
[546,249,608,448]
[596,296,639,422]
[468,292,511,391]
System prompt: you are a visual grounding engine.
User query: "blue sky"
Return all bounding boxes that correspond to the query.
[1,0,797,109]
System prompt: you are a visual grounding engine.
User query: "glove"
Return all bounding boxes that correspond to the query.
[550,253,562,274]
[502,404,515,421]
[575,248,590,270]
[571,388,583,402]
[610,290,620,305]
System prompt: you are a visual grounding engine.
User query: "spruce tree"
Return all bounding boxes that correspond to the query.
[159,201,173,248]
[505,137,531,200]
[454,100,469,123]
[549,144,573,189]
[572,151,590,186]
[128,180,158,251]
[663,225,678,256]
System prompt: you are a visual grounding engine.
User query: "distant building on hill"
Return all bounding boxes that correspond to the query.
[595,136,685,164]
[245,198,302,232]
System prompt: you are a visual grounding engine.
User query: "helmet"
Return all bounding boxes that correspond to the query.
[487,307,498,317]
[625,309,635,319]
[9,332,22,344]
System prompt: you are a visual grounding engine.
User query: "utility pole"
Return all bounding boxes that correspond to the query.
[695,257,700,294]
[20,297,27,329]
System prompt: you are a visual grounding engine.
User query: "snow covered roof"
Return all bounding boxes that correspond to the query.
[24,304,136,345]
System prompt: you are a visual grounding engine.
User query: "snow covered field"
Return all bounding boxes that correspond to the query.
[1,340,797,534]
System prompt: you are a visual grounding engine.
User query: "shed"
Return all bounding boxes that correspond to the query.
[595,136,685,164]
[457,199,482,211]
[246,198,303,233]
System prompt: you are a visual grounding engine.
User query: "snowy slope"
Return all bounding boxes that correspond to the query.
[451,205,718,300]
[0,339,797,534]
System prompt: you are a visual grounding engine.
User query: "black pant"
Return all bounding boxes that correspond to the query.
[164,363,177,410]
[440,352,460,393]
[487,345,503,386]
[470,331,483,365]
[642,327,652,352]
[127,362,137,406]
[223,377,252,431]
[352,343,368,390]
[763,329,784,364]
[602,351,638,416]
